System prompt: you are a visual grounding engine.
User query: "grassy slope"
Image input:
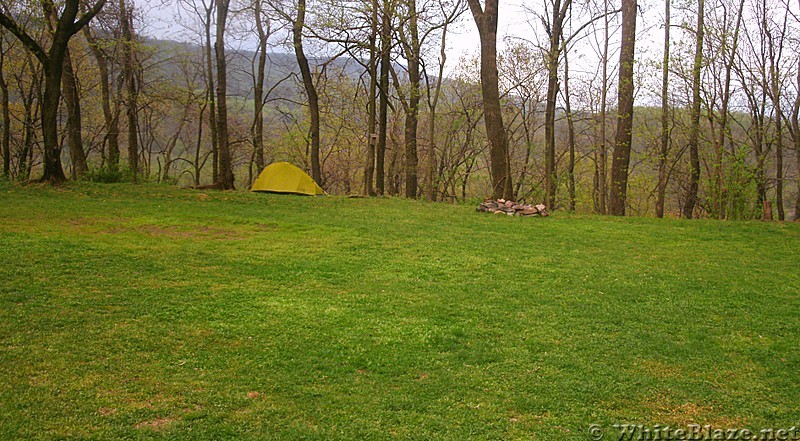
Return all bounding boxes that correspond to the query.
[0,182,798,440]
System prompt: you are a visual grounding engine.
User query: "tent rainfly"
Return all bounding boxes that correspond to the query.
[250,162,325,196]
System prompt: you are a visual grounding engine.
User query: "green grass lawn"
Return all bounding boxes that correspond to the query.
[1,182,798,440]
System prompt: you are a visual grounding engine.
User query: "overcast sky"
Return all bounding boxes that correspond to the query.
[138,0,641,64]
[136,0,796,107]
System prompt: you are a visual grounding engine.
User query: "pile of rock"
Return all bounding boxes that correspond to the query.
[477,199,550,217]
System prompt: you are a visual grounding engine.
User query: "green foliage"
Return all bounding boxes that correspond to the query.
[724,146,761,220]
[627,171,657,216]
[1,184,799,439]
[86,165,126,183]
[85,166,149,185]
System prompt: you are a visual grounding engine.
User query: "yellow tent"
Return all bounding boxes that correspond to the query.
[250,162,325,196]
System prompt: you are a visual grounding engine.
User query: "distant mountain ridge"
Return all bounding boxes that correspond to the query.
[143,37,374,99]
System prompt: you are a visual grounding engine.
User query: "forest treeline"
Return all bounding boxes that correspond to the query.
[0,0,798,220]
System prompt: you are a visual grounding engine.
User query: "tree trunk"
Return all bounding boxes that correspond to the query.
[84,26,120,168]
[656,0,670,218]
[544,29,558,208]
[754,106,767,210]
[293,0,321,185]
[795,132,800,220]
[18,68,38,180]
[544,0,570,210]
[426,17,449,201]
[252,0,268,171]
[682,0,703,219]
[766,8,786,221]
[467,0,512,199]
[120,0,138,182]
[194,101,207,187]
[40,45,70,184]
[403,0,420,198]
[363,0,378,196]
[40,59,68,183]
[563,35,576,212]
[773,98,784,221]
[0,38,9,178]
[203,1,219,184]
[426,103,438,201]
[795,62,800,221]
[716,0,744,219]
[598,0,609,214]
[61,48,88,179]
[376,0,391,195]
[608,0,637,216]
[215,0,235,189]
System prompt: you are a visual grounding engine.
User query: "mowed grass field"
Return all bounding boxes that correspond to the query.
[0,182,798,440]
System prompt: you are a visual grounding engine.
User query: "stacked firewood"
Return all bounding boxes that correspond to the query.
[477,199,550,217]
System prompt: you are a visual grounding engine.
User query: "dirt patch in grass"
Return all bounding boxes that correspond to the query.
[66,217,247,240]
[508,411,548,427]
[98,407,117,416]
[136,225,245,240]
[644,398,744,427]
[134,417,177,430]
[639,360,682,379]
[69,217,130,228]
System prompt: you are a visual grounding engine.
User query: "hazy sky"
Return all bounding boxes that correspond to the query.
[137,0,651,72]
[134,0,703,104]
